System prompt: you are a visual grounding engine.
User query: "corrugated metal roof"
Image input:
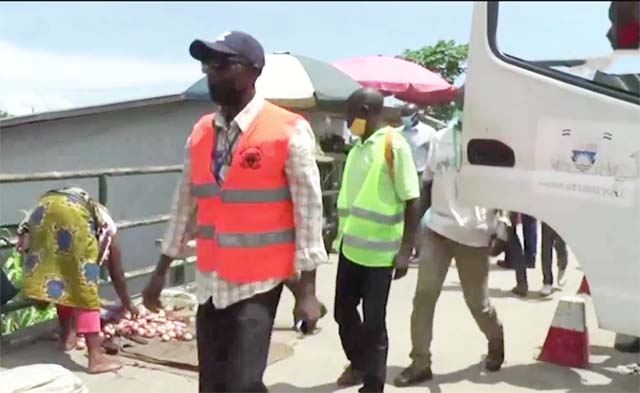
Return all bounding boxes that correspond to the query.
[0,94,187,128]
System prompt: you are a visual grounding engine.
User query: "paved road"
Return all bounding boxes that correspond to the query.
[3,252,639,393]
[265,254,639,393]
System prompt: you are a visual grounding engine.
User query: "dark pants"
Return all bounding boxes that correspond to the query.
[196,284,283,393]
[505,213,537,267]
[510,229,530,289]
[334,251,393,392]
[541,223,568,285]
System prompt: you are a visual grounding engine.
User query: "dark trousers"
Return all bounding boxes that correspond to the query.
[541,223,568,285]
[196,284,283,393]
[505,213,537,267]
[509,228,530,289]
[507,213,537,289]
[334,251,393,392]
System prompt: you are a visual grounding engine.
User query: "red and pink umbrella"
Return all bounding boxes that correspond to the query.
[332,55,458,105]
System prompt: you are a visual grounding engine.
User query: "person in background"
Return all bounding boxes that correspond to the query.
[509,219,566,298]
[607,1,640,49]
[498,212,537,270]
[399,103,436,264]
[18,186,135,374]
[142,31,326,392]
[394,88,506,388]
[399,103,436,181]
[505,211,530,297]
[540,222,568,296]
[333,88,420,393]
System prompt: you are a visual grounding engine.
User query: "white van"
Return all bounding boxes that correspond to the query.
[460,2,639,336]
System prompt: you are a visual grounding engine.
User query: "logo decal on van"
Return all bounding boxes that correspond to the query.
[536,118,639,208]
[571,145,597,172]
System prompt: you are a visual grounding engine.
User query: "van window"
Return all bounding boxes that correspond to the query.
[491,1,640,101]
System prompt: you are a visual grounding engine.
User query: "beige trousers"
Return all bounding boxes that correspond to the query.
[409,228,503,369]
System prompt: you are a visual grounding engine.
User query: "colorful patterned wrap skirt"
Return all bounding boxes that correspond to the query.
[22,191,102,309]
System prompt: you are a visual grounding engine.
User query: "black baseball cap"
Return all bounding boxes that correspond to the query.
[189,31,265,70]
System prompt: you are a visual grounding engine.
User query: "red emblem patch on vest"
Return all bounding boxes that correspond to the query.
[240,147,263,169]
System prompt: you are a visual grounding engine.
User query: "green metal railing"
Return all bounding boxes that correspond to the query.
[0,165,185,317]
[0,157,345,319]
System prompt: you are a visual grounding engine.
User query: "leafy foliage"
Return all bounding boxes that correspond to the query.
[1,249,57,334]
[399,40,468,123]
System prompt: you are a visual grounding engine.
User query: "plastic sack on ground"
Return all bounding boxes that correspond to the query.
[0,364,88,393]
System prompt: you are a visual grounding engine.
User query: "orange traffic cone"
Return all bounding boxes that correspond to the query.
[538,296,590,369]
[577,276,590,295]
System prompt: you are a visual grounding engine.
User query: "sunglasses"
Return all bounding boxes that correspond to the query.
[201,56,254,74]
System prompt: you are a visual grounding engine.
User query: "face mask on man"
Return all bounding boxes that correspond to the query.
[401,114,417,129]
[208,78,242,107]
[349,118,367,136]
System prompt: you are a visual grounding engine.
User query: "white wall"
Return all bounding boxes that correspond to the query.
[0,100,213,294]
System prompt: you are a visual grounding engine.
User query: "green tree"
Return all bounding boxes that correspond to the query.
[399,40,468,123]
[0,111,10,119]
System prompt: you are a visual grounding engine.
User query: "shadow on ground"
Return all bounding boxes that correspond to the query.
[1,340,89,373]
[270,346,639,393]
[388,345,639,393]
[440,284,556,303]
[1,338,201,382]
[270,381,339,393]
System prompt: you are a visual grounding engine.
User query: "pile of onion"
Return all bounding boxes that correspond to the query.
[101,306,193,342]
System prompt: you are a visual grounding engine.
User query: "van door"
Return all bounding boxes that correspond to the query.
[460,1,640,336]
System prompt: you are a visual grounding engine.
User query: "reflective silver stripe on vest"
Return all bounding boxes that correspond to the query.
[217,228,295,248]
[342,234,401,251]
[337,208,349,217]
[221,187,291,203]
[190,183,221,197]
[349,207,403,224]
[196,226,295,247]
[197,225,216,239]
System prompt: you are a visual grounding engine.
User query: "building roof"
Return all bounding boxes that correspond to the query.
[0,94,186,129]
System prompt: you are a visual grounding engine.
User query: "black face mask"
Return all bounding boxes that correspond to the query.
[207,78,241,107]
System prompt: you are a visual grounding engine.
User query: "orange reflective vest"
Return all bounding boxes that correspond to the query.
[189,101,299,283]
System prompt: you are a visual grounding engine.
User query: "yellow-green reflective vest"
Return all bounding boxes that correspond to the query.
[335,128,404,267]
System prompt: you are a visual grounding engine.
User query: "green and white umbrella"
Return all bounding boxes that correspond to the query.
[184,52,361,113]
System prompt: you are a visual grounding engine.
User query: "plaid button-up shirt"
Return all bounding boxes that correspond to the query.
[162,95,327,308]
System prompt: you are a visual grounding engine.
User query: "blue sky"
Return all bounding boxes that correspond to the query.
[0,1,631,115]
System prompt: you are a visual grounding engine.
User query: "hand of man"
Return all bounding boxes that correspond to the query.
[488,235,507,257]
[142,271,166,313]
[294,293,322,333]
[393,250,411,280]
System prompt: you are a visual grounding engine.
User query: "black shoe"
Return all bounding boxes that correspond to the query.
[337,365,364,387]
[486,336,505,372]
[393,365,433,387]
[511,285,528,298]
